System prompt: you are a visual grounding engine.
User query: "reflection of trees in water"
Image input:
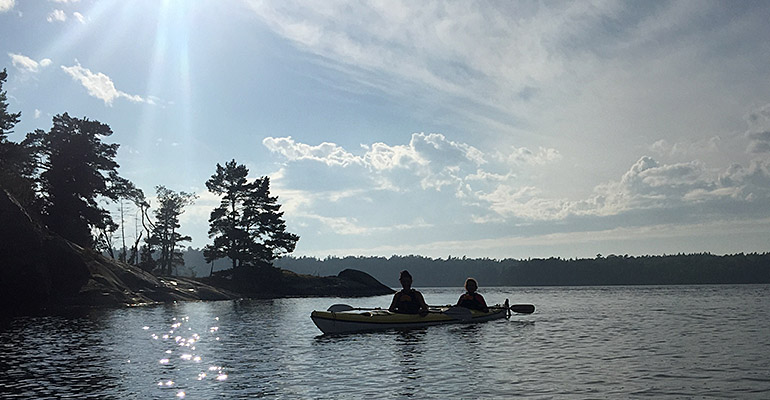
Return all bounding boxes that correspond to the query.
[394,329,427,398]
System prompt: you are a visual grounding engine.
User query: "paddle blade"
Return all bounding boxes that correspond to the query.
[510,304,535,314]
[327,304,355,312]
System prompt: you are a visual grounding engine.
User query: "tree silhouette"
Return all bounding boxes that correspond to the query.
[204,159,298,270]
[0,68,20,141]
[146,185,196,276]
[0,68,34,208]
[106,173,146,263]
[25,113,120,248]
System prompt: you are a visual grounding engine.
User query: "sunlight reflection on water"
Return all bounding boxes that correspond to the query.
[0,286,769,398]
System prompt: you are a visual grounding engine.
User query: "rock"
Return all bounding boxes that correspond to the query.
[1,187,393,318]
[0,188,90,317]
[0,188,238,318]
[278,269,395,297]
[338,268,394,293]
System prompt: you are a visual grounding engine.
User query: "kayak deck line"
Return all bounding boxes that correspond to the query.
[311,300,514,335]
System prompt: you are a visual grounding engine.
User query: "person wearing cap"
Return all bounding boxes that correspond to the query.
[389,270,429,315]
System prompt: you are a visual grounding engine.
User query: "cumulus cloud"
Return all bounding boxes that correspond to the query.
[266,131,770,234]
[262,132,770,250]
[61,61,148,106]
[0,0,14,13]
[47,9,66,22]
[590,157,715,213]
[262,136,362,167]
[9,53,52,73]
[264,132,530,195]
[451,153,770,224]
[717,160,770,201]
[264,133,563,217]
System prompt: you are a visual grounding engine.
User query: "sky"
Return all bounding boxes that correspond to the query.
[2,0,770,260]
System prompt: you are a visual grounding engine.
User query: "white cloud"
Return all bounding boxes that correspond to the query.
[47,9,66,22]
[8,53,52,73]
[73,11,85,23]
[589,157,715,213]
[34,109,41,119]
[262,136,362,167]
[50,0,81,3]
[264,132,524,195]
[264,133,564,222]
[264,125,770,244]
[0,0,14,13]
[60,61,148,106]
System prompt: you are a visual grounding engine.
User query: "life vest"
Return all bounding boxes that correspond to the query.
[393,289,422,314]
[458,292,488,311]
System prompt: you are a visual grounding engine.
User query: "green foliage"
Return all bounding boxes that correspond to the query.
[146,185,197,276]
[25,113,120,248]
[204,159,299,270]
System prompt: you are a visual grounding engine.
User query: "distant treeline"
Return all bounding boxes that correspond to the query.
[270,253,770,287]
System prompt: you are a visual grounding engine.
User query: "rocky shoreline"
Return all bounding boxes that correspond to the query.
[0,189,393,319]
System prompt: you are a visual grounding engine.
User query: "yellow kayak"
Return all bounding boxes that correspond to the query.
[311,300,515,334]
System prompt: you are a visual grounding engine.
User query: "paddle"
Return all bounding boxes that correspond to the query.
[427,303,536,314]
[327,304,378,312]
[509,304,535,314]
[326,303,473,321]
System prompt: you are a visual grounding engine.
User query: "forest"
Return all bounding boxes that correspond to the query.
[172,249,770,288]
[274,252,770,287]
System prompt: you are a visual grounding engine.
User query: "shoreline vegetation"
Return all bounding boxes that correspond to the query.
[274,252,770,288]
[3,185,769,319]
[175,247,770,288]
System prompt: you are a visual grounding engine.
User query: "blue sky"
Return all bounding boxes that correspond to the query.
[2,0,770,259]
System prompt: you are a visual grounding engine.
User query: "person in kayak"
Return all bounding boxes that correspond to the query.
[456,277,489,312]
[389,270,429,315]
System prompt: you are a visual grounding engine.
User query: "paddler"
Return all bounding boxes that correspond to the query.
[389,270,429,315]
[456,277,489,312]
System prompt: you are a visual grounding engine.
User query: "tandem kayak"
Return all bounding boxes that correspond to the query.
[311,299,533,335]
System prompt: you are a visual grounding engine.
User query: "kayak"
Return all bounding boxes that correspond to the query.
[311,300,513,335]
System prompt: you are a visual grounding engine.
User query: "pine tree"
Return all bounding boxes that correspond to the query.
[204,159,298,270]
[25,113,120,247]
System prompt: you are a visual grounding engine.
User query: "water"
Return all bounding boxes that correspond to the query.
[1,285,769,399]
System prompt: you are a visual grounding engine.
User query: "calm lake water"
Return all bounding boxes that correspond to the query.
[1,285,769,399]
